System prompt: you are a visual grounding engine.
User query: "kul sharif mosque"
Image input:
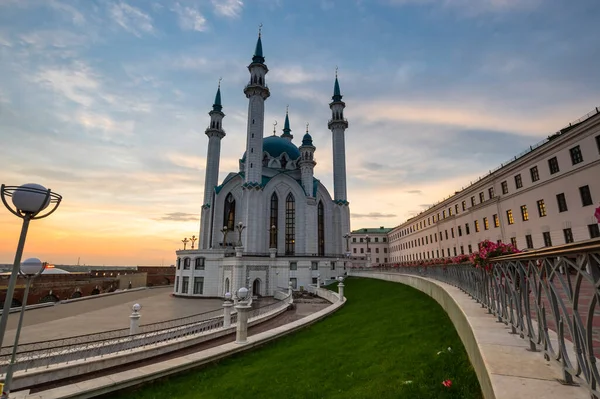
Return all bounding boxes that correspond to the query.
[174,30,351,298]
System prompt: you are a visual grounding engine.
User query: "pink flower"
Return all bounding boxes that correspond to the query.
[442,379,452,388]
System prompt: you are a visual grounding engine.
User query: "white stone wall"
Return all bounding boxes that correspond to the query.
[389,113,600,262]
[244,94,266,183]
[331,127,347,201]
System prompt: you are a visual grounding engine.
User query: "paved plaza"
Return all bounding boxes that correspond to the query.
[2,288,226,346]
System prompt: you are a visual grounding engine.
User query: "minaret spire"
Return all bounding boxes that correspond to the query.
[200,80,226,249]
[253,23,265,64]
[328,68,349,203]
[299,122,316,197]
[281,105,293,142]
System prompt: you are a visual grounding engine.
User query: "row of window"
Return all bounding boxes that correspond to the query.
[390,186,594,253]
[175,276,204,294]
[353,247,388,254]
[394,224,600,262]
[177,257,205,270]
[351,236,387,243]
[290,261,336,271]
[390,135,600,241]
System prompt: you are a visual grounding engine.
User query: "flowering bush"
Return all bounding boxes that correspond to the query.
[469,240,520,272]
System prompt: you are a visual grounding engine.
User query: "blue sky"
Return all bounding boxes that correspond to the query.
[0,0,599,265]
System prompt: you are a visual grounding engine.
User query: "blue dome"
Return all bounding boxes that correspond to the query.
[242,136,301,161]
[263,136,300,159]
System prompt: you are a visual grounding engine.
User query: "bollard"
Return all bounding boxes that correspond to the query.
[223,292,233,328]
[130,303,141,335]
[337,277,345,302]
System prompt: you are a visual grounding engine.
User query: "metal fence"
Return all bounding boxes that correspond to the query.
[0,292,292,376]
[356,239,600,399]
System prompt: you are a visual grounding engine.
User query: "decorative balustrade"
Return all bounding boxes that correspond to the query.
[354,239,600,398]
[0,292,292,376]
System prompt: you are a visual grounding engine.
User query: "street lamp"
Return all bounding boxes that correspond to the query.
[181,237,189,250]
[0,184,61,351]
[1,258,47,399]
[190,235,197,250]
[270,224,277,248]
[236,222,246,247]
[343,233,351,253]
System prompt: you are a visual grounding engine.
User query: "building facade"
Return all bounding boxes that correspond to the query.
[174,32,351,297]
[389,108,600,264]
[349,227,392,266]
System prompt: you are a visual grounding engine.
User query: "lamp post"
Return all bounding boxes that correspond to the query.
[1,258,47,399]
[270,224,277,248]
[236,222,246,247]
[343,233,351,253]
[129,303,142,335]
[0,184,61,352]
[220,226,229,248]
[181,237,189,250]
[190,235,197,250]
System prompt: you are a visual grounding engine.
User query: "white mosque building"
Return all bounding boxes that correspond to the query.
[174,32,351,298]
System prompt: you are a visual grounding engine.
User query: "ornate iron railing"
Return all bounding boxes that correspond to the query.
[0,292,292,376]
[354,239,600,398]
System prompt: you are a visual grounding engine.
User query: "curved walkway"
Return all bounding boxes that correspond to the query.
[351,271,589,399]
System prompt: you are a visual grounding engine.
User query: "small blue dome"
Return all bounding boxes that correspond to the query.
[302,132,313,146]
[242,136,301,161]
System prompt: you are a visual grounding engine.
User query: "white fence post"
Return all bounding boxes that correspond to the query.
[129,303,141,335]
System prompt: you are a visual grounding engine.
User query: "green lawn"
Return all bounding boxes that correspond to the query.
[113,277,482,399]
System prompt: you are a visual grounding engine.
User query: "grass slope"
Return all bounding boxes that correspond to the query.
[112,278,482,399]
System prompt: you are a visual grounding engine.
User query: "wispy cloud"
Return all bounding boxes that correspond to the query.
[109,2,154,37]
[211,0,244,18]
[33,62,100,107]
[351,212,398,219]
[387,0,540,14]
[172,3,208,32]
[156,212,198,222]
[270,65,328,85]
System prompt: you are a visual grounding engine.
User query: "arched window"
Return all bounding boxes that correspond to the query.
[194,257,205,270]
[270,193,278,248]
[318,200,325,256]
[224,278,230,294]
[259,76,263,86]
[263,154,269,167]
[223,193,236,231]
[285,193,295,255]
[177,258,181,269]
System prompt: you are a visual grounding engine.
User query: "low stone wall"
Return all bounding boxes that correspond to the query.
[22,288,345,398]
[350,271,588,399]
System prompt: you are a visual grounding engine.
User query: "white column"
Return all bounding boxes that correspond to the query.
[338,280,345,302]
[223,301,233,328]
[235,302,251,344]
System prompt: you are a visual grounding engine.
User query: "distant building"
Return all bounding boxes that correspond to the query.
[0,266,174,307]
[175,32,350,298]
[388,108,600,264]
[349,227,392,267]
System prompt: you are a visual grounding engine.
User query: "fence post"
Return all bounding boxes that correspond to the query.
[129,303,141,335]
[337,277,345,302]
[223,293,233,328]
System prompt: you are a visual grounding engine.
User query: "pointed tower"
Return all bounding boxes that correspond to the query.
[327,70,349,203]
[327,70,351,255]
[299,123,316,196]
[281,106,293,142]
[243,28,270,185]
[200,82,226,249]
[242,27,270,252]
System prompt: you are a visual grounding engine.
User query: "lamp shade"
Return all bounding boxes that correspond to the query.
[224,292,232,300]
[12,183,50,213]
[237,287,249,300]
[20,258,45,275]
[132,303,141,312]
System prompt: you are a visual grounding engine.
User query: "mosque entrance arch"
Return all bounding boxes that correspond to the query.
[252,279,261,297]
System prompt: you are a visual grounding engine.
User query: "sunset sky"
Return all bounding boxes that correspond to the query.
[1,0,599,266]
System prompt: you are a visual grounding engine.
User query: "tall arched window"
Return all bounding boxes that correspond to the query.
[285,193,295,255]
[318,200,325,256]
[223,193,236,231]
[270,193,278,248]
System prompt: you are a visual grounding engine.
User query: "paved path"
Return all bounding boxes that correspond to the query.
[2,288,225,346]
